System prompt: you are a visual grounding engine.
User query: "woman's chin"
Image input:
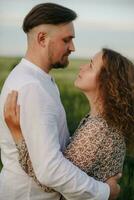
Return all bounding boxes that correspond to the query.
[74,80,82,90]
[74,80,78,87]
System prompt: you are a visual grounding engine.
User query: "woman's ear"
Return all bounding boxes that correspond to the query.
[37,32,47,47]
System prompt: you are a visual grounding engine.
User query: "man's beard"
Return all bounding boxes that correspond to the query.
[48,42,70,69]
[52,58,69,69]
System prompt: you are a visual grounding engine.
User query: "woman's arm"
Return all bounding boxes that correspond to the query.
[4,91,54,192]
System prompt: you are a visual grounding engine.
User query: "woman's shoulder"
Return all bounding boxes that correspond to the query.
[77,114,125,144]
[79,114,109,134]
[78,113,106,128]
[72,114,109,145]
[89,116,126,150]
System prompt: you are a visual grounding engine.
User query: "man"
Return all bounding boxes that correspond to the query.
[0,3,120,200]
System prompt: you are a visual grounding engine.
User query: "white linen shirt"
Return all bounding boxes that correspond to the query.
[0,58,110,200]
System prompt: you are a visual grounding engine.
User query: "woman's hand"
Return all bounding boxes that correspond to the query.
[4,90,23,144]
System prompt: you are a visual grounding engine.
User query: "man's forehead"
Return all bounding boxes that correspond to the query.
[57,22,75,37]
[58,22,74,28]
[32,22,75,38]
[28,22,75,35]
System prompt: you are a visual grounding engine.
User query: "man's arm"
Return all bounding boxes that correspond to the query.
[16,83,110,200]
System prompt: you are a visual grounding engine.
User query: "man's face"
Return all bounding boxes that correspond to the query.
[48,22,75,69]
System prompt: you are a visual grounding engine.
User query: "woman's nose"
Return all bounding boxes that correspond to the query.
[79,65,83,71]
[80,65,86,71]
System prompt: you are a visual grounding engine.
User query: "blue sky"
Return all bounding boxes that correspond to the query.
[0,0,134,59]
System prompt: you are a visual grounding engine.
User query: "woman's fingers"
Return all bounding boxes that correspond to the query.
[16,104,20,124]
[4,90,19,125]
[4,90,22,144]
[4,93,12,122]
[10,90,18,116]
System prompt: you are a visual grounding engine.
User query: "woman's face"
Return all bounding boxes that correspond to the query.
[74,51,103,93]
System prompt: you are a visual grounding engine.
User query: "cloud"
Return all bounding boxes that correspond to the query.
[0,0,134,58]
[0,15,23,27]
[75,19,134,32]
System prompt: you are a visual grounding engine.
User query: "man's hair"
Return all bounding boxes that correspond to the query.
[23,3,77,33]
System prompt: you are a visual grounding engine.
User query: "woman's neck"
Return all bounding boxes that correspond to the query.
[85,91,103,117]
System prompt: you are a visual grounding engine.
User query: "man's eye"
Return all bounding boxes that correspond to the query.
[63,39,70,43]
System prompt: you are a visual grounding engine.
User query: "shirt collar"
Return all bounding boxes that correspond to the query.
[21,58,54,82]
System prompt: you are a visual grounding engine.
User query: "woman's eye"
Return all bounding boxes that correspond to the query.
[89,63,92,68]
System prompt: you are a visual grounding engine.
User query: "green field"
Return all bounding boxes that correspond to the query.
[0,57,134,200]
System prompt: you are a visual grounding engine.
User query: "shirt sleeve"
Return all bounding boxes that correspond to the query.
[18,82,110,200]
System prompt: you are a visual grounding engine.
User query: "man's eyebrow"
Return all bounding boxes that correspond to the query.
[71,35,75,39]
[64,35,75,39]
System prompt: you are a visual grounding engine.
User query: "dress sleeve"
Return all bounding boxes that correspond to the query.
[16,139,55,193]
[63,118,108,174]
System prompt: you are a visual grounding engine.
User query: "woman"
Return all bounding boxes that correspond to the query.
[4,48,134,193]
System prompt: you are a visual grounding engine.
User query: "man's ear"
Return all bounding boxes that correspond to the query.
[37,32,47,47]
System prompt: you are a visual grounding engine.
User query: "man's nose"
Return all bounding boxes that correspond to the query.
[69,41,75,52]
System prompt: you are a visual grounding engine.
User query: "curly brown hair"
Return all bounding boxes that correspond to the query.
[98,48,134,146]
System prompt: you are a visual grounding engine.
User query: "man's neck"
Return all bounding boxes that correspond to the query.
[25,51,50,73]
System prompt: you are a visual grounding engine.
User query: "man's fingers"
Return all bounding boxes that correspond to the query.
[117,183,120,191]
[107,173,122,183]
[114,173,122,181]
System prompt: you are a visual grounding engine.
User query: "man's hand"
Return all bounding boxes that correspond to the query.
[106,173,122,200]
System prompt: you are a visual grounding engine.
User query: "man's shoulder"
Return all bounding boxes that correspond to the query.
[2,62,38,91]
